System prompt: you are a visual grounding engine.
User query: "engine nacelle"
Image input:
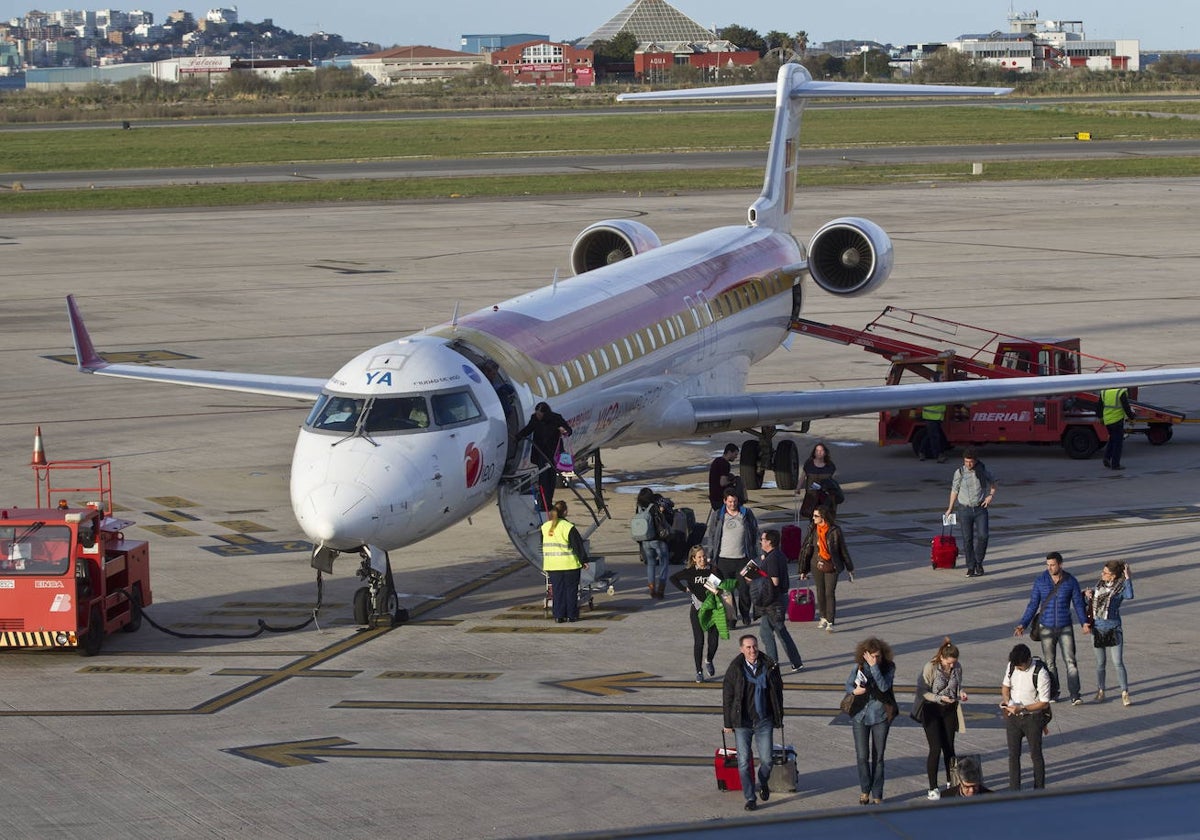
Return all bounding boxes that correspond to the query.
[807,217,893,297]
[570,220,661,275]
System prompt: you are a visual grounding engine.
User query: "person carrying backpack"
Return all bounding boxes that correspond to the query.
[633,487,671,600]
[1001,643,1053,791]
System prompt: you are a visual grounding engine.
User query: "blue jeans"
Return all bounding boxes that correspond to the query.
[733,718,774,802]
[956,504,989,573]
[1039,624,1081,701]
[641,540,669,586]
[851,719,890,799]
[1094,627,1128,692]
[759,606,802,670]
[1104,421,1125,466]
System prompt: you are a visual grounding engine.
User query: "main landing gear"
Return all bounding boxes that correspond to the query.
[739,424,809,492]
[351,546,408,628]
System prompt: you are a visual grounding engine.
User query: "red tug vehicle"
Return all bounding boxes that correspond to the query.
[0,430,151,655]
[792,307,1184,459]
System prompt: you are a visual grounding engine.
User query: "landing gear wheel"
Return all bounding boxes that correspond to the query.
[1147,423,1173,446]
[773,439,800,490]
[383,589,407,627]
[1063,426,1100,460]
[80,606,103,657]
[352,586,371,626]
[121,584,143,633]
[740,439,764,490]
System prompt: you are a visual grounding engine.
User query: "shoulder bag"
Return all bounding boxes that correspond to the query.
[1029,577,1065,642]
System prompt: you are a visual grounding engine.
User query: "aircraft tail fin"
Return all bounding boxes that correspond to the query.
[618,65,1010,234]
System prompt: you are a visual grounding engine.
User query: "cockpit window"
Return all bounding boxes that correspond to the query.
[305,393,442,434]
[431,390,483,427]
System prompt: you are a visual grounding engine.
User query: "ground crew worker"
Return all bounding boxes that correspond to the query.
[920,403,947,463]
[541,500,588,623]
[1100,387,1135,470]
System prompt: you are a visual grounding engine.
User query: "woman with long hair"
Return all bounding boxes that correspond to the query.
[1086,560,1135,705]
[797,441,842,515]
[845,637,896,805]
[798,504,855,632]
[917,637,969,799]
[541,500,588,623]
[670,545,724,682]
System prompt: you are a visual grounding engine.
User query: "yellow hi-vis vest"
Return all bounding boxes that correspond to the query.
[922,404,946,421]
[1101,388,1128,426]
[542,519,582,571]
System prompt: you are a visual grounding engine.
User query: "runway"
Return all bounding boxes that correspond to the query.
[2,178,1199,838]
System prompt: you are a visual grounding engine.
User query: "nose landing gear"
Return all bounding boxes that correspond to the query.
[352,546,408,628]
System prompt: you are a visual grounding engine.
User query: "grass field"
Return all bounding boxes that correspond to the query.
[3,102,1200,212]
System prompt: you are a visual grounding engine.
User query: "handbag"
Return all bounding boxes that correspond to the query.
[840,691,867,717]
[1093,626,1120,648]
[909,693,927,723]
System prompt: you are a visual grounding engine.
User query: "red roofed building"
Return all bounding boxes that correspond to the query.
[489,40,594,87]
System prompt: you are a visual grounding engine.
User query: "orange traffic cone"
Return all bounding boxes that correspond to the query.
[31,426,47,466]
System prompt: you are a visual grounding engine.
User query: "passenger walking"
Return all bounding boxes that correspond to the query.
[1085,560,1135,706]
[670,545,724,683]
[708,443,741,511]
[751,530,804,674]
[796,441,842,515]
[1014,551,1091,705]
[634,487,670,600]
[945,448,997,577]
[540,500,588,623]
[722,634,785,811]
[845,637,897,805]
[704,489,759,627]
[515,401,572,510]
[798,505,854,632]
[917,637,969,800]
[1001,643,1053,790]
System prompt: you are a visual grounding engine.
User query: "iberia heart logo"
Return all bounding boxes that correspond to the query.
[464,442,482,488]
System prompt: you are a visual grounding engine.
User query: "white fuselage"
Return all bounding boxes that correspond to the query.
[289,224,802,553]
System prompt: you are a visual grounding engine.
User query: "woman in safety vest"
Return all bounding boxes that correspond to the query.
[542,500,589,623]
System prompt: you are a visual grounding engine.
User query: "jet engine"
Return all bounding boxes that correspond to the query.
[570,220,662,275]
[807,217,893,297]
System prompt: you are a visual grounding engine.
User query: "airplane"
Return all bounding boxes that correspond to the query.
[65,64,1200,626]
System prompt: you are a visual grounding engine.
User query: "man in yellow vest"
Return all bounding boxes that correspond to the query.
[542,500,589,623]
[921,403,947,463]
[1100,387,1135,470]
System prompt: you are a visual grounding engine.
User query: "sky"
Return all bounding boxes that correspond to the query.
[16,2,1200,51]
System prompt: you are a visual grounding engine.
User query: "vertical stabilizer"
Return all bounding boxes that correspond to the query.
[747,63,810,233]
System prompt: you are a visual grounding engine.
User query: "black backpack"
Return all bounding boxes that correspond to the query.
[1008,657,1060,704]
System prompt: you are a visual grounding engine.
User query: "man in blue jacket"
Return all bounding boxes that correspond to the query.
[1014,552,1091,705]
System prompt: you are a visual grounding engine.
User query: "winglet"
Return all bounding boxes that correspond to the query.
[66,295,108,372]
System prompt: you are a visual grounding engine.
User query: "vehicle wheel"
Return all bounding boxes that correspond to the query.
[121,584,143,633]
[1147,423,1173,446]
[385,589,406,626]
[740,440,763,490]
[1062,426,1100,460]
[80,607,103,657]
[352,586,371,626]
[772,440,800,490]
[910,428,927,457]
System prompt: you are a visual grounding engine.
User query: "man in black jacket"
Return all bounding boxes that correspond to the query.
[722,634,784,810]
[515,401,572,509]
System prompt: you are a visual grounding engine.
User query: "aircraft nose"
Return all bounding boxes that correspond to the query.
[297,482,382,548]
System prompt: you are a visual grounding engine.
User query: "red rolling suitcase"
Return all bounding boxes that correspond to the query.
[787,585,817,622]
[781,501,803,562]
[931,526,958,569]
[715,731,749,791]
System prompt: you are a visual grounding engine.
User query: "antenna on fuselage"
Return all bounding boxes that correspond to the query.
[551,268,559,292]
[451,301,460,330]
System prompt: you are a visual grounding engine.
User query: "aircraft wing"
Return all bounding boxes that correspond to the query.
[66,295,326,401]
[683,369,1200,431]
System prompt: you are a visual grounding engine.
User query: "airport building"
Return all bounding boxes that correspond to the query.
[488,40,594,87]
[351,45,487,85]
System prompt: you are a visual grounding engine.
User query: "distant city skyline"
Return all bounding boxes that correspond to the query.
[22,1,1200,51]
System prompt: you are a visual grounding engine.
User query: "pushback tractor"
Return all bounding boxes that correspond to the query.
[0,447,151,656]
